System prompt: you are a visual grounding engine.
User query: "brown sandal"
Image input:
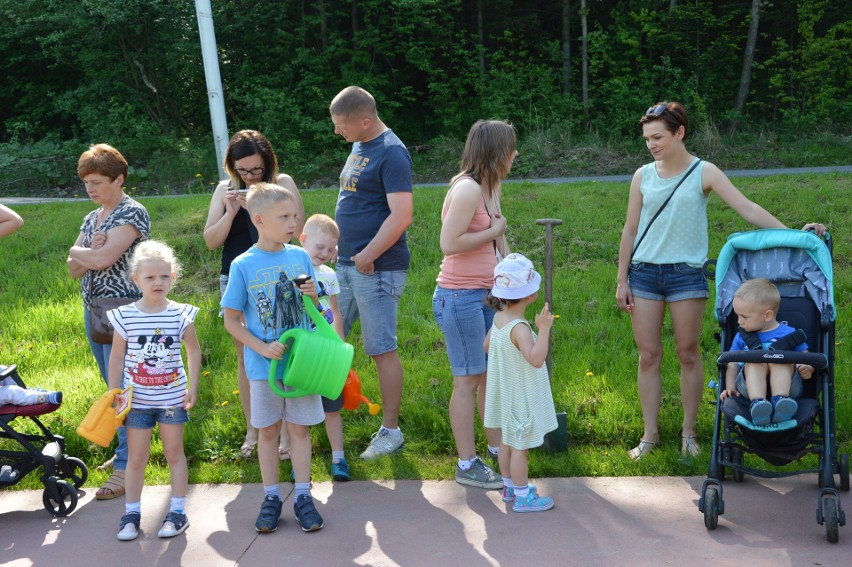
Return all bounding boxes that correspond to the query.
[95,469,125,500]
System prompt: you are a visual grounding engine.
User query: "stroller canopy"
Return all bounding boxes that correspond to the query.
[715,229,834,325]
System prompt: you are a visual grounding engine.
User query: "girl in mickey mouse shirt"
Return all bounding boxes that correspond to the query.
[106,240,200,542]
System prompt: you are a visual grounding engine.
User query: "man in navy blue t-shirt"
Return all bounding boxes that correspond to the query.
[330,86,413,460]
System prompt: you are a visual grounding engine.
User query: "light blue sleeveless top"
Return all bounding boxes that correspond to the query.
[632,159,708,267]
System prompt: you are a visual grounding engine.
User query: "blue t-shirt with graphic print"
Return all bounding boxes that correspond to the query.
[335,129,413,271]
[220,244,316,381]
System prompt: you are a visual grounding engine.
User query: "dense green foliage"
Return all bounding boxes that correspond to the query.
[0,0,849,193]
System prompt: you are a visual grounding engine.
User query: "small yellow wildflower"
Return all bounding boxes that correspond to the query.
[585,371,594,377]
[220,400,229,407]
[233,390,240,396]
[202,370,210,376]
[195,173,202,178]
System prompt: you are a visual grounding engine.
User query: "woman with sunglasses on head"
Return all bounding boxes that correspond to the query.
[616,102,825,461]
[203,130,304,459]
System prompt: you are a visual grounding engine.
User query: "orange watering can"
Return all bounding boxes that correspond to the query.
[268,293,354,399]
[342,369,381,415]
[76,386,132,447]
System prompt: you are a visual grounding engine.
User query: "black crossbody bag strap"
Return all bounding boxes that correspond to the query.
[631,159,702,261]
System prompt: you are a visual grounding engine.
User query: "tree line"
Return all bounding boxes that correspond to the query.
[0,0,848,188]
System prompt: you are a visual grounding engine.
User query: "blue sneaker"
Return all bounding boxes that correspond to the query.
[293,494,324,532]
[117,511,141,541]
[501,485,515,502]
[749,398,772,426]
[331,458,351,482]
[512,485,554,513]
[772,396,798,423]
[255,495,282,533]
[158,511,189,538]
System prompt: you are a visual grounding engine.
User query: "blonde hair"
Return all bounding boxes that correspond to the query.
[129,240,182,282]
[734,278,780,312]
[330,86,377,118]
[246,182,294,216]
[303,213,339,240]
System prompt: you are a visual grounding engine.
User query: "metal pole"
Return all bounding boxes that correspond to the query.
[536,218,562,374]
[195,0,229,180]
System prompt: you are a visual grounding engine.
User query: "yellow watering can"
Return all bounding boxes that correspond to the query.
[268,294,354,399]
[76,386,132,447]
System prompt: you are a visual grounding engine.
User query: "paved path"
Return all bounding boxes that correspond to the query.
[2,166,850,205]
[2,475,849,566]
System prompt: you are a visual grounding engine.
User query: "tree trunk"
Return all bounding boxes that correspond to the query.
[580,0,589,122]
[731,0,762,134]
[477,0,486,80]
[317,0,328,50]
[561,0,571,95]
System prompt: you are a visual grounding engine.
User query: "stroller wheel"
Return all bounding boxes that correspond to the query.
[42,479,78,517]
[703,486,720,530]
[59,456,88,489]
[823,496,840,543]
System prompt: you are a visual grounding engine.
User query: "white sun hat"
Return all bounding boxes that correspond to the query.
[491,253,542,300]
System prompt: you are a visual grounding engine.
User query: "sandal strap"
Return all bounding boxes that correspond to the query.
[102,470,125,490]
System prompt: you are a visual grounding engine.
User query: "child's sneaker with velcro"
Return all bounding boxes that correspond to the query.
[512,485,554,513]
[293,494,324,532]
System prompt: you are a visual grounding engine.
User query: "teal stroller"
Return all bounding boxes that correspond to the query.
[699,229,847,542]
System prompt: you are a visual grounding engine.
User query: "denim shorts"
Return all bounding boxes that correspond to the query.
[432,286,493,377]
[125,406,189,429]
[628,262,709,302]
[336,264,407,356]
[218,274,229,317]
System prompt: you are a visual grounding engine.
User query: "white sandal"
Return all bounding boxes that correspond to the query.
[628,439,657,461]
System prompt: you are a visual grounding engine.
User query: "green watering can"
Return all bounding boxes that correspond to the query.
[268,293,354,399]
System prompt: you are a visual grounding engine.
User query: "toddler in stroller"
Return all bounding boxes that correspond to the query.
[0,364,88,516]
[698,228,847,542]
[720,278,812,426]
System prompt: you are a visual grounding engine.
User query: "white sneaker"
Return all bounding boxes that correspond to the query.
[360,429,404,460]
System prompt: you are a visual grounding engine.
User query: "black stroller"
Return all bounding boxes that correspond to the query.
[1,364,88,516]
[698,229,848,542]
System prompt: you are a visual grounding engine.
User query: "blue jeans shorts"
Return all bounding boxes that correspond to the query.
[628,262,709,302]
[124,406,189,429]
[432,286,493,376]
[336,264,407,356]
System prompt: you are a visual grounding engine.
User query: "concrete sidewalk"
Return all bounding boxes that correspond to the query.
[1,475,848,566]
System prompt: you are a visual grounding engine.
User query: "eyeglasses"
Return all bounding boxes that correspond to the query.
[645,104,668,117]
[235,165,264,177]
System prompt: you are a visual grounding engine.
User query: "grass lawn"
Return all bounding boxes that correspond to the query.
[1,173,849,489]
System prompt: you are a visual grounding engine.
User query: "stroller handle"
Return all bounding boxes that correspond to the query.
[717,350,827,369]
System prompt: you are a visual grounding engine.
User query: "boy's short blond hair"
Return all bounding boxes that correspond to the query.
[246,182,294,216]
[734,278,780,312]
[302,213,339,240]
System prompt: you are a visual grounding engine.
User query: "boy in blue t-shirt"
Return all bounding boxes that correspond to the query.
[721,278,814,426]
[221,183,325,533]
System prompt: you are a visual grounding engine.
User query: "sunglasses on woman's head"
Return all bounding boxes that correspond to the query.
[645,104,668,117]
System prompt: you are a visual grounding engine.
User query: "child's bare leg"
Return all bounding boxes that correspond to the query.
[257,421,282,487]
[744,363,769,399]
[497,437,510,478]
[124,427,153,503]
[769,364,794,397]
[324,411,344,454]
[279,421,290,460]
[509,447,529,488]
[159,423,188,498]
[287,421,312,484]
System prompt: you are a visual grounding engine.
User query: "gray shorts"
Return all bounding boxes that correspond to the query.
[735,366,804,399]
[249,380,325,429]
